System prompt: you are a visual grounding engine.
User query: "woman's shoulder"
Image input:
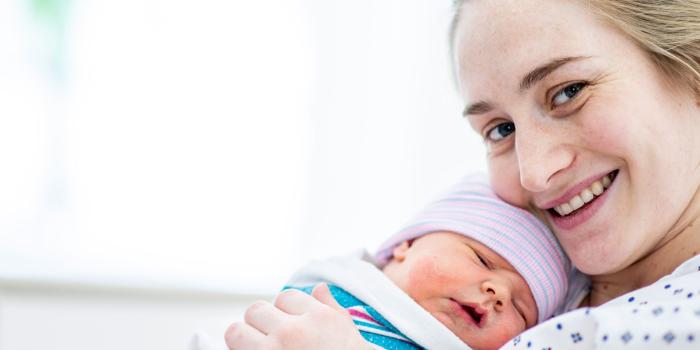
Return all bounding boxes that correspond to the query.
[604,254,700,308]
[667,254,700,279]
[602,255,700,307]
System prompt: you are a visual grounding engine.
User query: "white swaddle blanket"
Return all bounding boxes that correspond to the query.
[191,250,470,350]
[285,250,469,350]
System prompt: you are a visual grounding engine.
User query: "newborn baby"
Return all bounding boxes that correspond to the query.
[285,175,581,350]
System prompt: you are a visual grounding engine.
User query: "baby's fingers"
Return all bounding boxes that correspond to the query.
[224,322,265,350]
[311,283,345,313]
[274,287,331,315]
[243,300,289,335]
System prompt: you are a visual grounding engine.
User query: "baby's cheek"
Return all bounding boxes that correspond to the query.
[486,317,526,348]
[406,255,455,288]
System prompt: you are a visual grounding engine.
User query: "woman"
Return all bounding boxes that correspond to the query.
[226,0,700,348]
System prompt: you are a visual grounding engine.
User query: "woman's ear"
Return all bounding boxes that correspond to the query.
[392,240,411,262]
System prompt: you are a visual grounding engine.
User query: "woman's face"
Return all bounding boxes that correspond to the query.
[454,0,700,275]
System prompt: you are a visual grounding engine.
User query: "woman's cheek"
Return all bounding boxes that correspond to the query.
[489,159,527,208]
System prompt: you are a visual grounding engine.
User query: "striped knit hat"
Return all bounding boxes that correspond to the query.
[374,173,571,322]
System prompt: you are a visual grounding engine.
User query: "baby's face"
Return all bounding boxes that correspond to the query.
[383,231,537,350]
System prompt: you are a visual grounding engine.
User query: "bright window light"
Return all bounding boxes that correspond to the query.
[0,0,485,294]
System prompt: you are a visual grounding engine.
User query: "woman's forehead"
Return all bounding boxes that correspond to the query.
[453,0,612,97]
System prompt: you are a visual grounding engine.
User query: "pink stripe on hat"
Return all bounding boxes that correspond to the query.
[374,173,571,322]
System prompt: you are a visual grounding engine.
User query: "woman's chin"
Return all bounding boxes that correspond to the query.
[564,237,635,275]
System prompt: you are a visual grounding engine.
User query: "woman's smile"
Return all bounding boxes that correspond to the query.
[542,170,618,230]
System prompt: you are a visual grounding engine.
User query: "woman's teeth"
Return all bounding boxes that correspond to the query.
[553,175,613,216]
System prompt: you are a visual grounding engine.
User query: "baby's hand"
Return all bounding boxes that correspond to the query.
[224,283,371,350]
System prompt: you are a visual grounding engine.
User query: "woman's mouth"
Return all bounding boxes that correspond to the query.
[546,170,618,230]
[550,171,617,216]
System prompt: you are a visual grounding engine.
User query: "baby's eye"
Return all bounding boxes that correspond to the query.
[514,301,528,325]
[552,82,586,106]
[476,253,489,268]
[486,122,515,142]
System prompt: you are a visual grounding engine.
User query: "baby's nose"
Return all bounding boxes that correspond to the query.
[481,278,512,311]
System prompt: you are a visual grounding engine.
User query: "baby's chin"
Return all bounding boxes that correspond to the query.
[437,312,521,349]
[453,331,518,350]
[450,321,523,350]
[429,309,459,331]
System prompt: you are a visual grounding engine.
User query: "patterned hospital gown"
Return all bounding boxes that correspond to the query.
[505,254,700,350]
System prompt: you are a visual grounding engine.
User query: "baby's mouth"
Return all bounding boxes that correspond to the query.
[464,305,483,325]
[453,299,487,328]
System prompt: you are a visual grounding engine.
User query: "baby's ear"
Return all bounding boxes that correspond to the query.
[392,240,411,262]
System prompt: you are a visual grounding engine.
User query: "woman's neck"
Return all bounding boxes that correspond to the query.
[586,186,700,307]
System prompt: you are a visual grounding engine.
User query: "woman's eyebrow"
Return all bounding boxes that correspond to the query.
[462,56,590,117]
[462,100,493,117]
[519,56,590,92]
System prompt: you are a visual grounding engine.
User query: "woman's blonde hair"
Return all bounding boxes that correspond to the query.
[450,0,700,94]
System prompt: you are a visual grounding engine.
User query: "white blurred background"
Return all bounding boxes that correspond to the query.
[0,0,486,349]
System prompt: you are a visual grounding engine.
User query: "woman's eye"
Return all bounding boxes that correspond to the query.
[552,82,586,106]
[486,122,515,142]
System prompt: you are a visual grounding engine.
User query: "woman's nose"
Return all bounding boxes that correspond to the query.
[514,124,574,193]
[481,279,512,312]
